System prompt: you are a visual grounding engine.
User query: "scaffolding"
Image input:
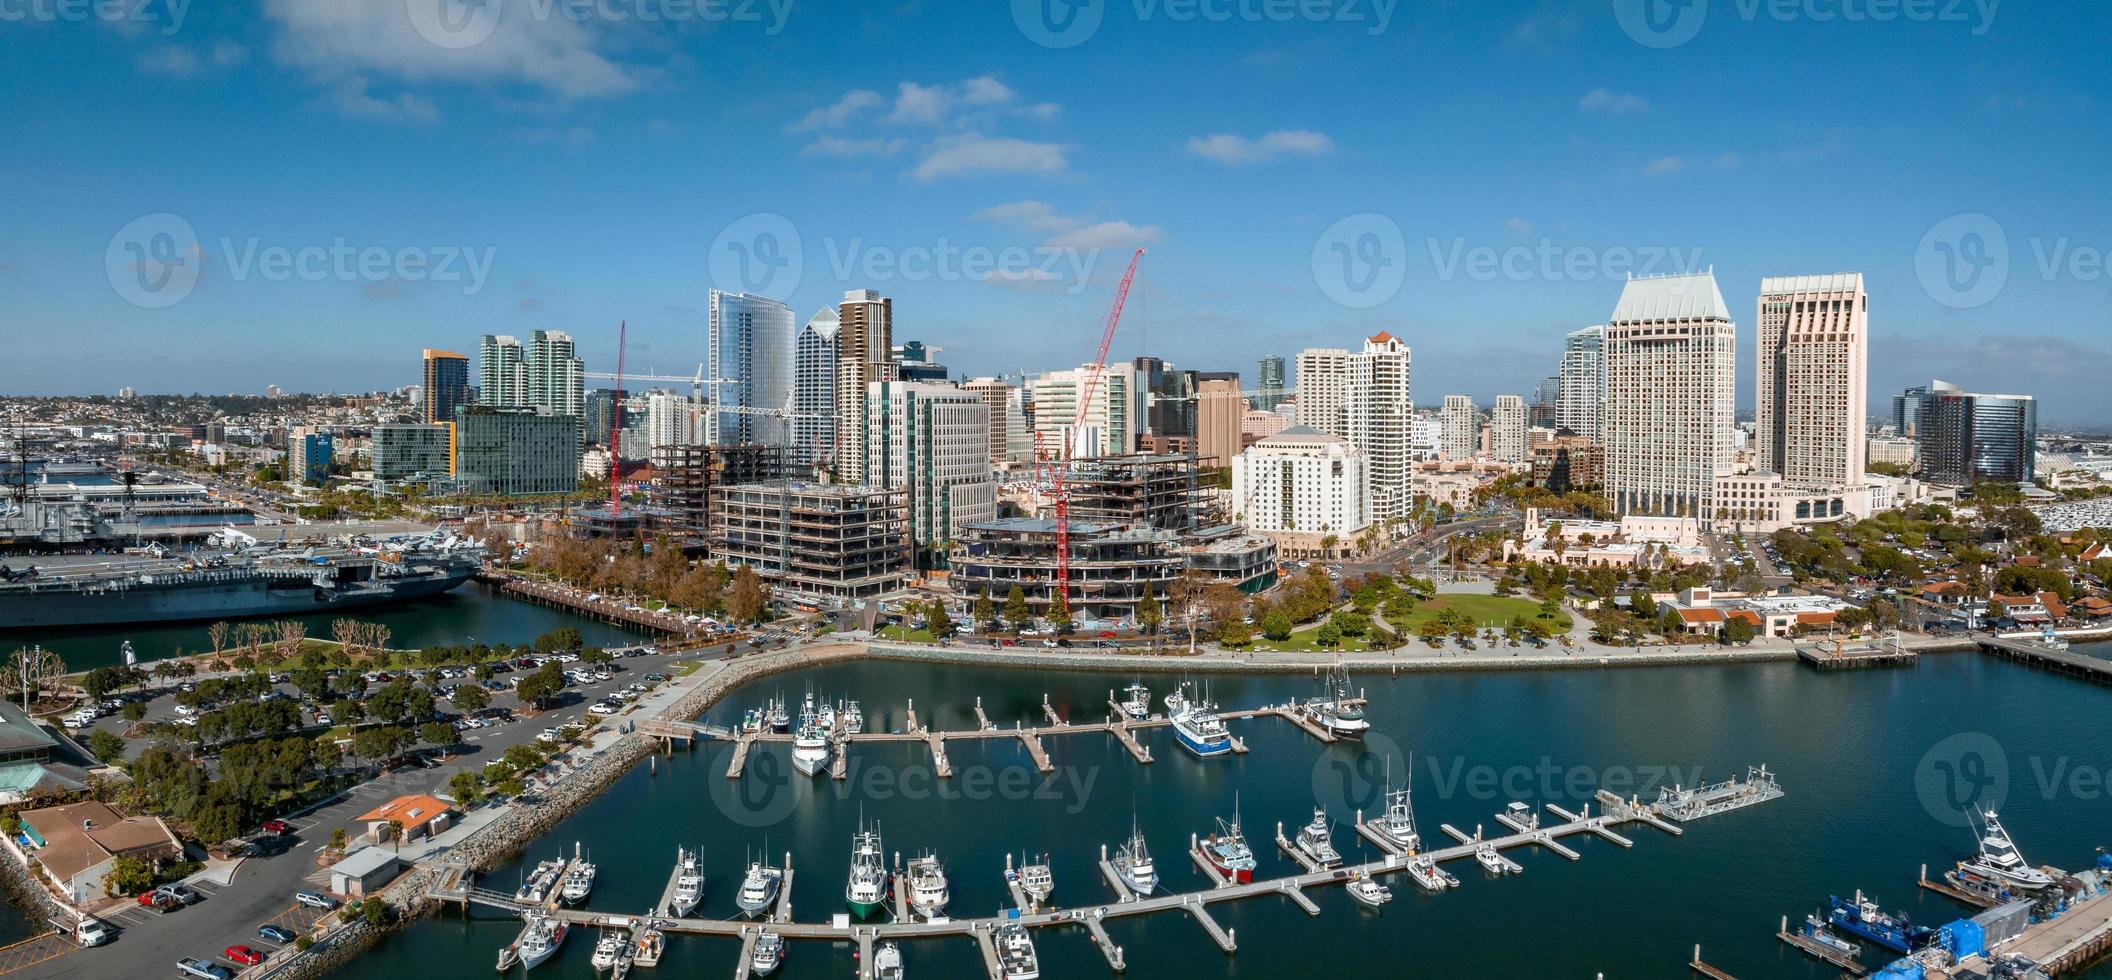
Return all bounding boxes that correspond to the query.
[651,444,784,549]
[950,517,1185,623]
[1059,453,1204,534]
[710,483,909,602]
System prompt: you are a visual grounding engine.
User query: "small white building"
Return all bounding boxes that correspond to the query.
[1230,426,1371,559]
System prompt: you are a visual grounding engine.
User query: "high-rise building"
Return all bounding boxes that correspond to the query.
[286,427,333,487]
[1756,273,1868,486]
[1440,395,1478,460]
[1229,427,1371,560]
[421,349,471,424]
[1292,347,1351,436]
[454,406,581,496]
[1603,272,1736,519]
[1031,364,1141,459]
[1915,384,2037,486]
[1893,381,1942,439]
[834,289,895,471]
[373,423,454,483]
[1531,375,1562,428]
[707,290,795,447]
[891,341,950,383]
[1196,375,1245,468]
[711,482,908,601]
[1491,394,1528,465]
[645,390,700,450]
[525,330,583,419]
[864,381,997,567]
[1342,333,1413,518]
[793,307,840,472]
[1256,355,1286,412]
[963,377,1021,466]
[1408,414,1441,461]
[479,335,529,407]
[1133,357,1196,439]
[1557,325,1605,437]
[585,388,624,448]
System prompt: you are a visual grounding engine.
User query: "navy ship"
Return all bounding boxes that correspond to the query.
[0,530,481,630]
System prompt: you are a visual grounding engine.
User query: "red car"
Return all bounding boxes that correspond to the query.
[224,945,264,966]
[260,819,291,835]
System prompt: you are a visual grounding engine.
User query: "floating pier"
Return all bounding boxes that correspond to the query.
[1098,846,1137,904]
[724,735,754,778]
[1185,899,1236,953]
[1799,636,1918,671]
[1653,766,1783,822]
[1274,824,1326,874]
[973,697,994,731]
[1979,635,2112,685]
[1688,944,1738,979]
[1016,727,1053,774]
[1082,915,1127,971]
[1042,694,1064,726]
[1277,881,1321,915]
[1108,719,1153,764]
[772,854,794,924]
[1776,915,1868,975]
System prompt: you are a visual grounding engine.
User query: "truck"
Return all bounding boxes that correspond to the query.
[51,915,110,947]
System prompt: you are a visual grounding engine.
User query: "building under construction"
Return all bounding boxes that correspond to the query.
[650,443,785,550]
[1060,453,1206,533]
[950,517,1185,625]
[710,482,908,603]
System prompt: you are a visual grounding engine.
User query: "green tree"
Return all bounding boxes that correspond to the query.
[192,803,245,844]
[122,702,146,722]
[924,600,954,637]
[450,684,490,713]
[1332,612,1370,637]
[974,590,997,629]
[1136,592,1163,634]
[1721,616,1757,646]
[1417,619,1446,644]
[1316,621,1343,648]
[1261,611,1293,642]
[105,854,156,896]
[86,729,126,765]
[419,721,457,750]
[1004,586,1031,626]
[1218,618,1253,648]
[448,770,483,806]
[1659,607,1687,638]
[359,896,392,927]
[728,566,768,623]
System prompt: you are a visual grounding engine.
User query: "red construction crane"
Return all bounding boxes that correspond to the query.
[610,320,626,516]
[1052,247,1144,621]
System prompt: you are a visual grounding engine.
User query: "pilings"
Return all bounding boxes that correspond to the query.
[1185,899,1236,953]
[1082,916,1126,971]
[772,853,794,924]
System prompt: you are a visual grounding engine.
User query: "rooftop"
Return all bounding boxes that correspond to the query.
[330,845,401,878]
[1610,270,1731,323]
[355,794,455,826]
[0,702,58,757]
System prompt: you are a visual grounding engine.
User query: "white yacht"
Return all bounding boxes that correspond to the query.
[1346,871,1392,908]
[906,852,950,918]
[1315,666,1370,737]
[996,923,1040,980]
[1407,857,1458,892]
[845,823,891,920]
[1475,846,1511,875]
[1119,681,1151,720]
[560,844,596,905]
[1015,854,1054,905]
[515,914,568,971]
[668,847,703,917]
[1373,782,1422,853]
[749,931,784,976]
[842,699,866,735]
[513,855,565,905]
[1162,682,1191,718]
[791,713,831,777]
[1957,810,2055,891]
[590,930,623,973]
[735,860,784,918]
[1294,807,1342,868]
[873,941,905,980]
[1113,824,1159,895]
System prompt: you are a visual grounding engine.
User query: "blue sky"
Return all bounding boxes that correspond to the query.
[2,0,2108,424]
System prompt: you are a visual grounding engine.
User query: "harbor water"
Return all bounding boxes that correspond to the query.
[342,648,2112,979]
[3,581,651,671]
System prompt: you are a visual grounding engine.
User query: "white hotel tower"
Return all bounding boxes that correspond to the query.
[1602,271,1737,520]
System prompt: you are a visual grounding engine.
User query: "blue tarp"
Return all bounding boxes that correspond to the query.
[1942,919,1987,960]
[1873,960,1924,980]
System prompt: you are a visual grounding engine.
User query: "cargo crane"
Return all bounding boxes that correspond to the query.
[1052,248,1144,623]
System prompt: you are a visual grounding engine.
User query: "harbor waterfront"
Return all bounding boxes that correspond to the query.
[335,649,2112,980]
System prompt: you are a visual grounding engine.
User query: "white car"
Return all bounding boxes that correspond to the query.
[173,704,199,718]
[588,702,618,716]
[537,728,560,743]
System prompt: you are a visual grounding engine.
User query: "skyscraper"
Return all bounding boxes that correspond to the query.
[1440,395,1477,460]
[1343,333,1413,518]
[479,335,528,407]
[1756,273,1868,486]
[1196,375,1244,468]
[1916,384,2036,486]
[793,306,840,470]
[1132,356,1196,438]
[1491,394,1527,465]
[1256,355,1286,412]
[834,289,895,470]
[1557,325,1605,437]
[1603,272,1736,519]
[962,377,1019,466]
[525,330,584,419]
[864,380,996,567]
[1292,347,1351,436]
[707,289,795,446]
[421,348,470,424]
[1031,363,1141,458]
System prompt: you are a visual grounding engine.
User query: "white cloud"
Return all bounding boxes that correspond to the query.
[1579,89,1649,115]
[262,0,640,119]
[1045,221,1164,250]
[802,136,910,158]
[1185,130,1334,165]
[1504,218,1533,235]
[1641,155,1689,177]
[971,200,1078,234]
[211,41,250,67]
[911,135,1069,180]
[974,201,1162,251]
[325,77,440,125]
[791,90,883,132]
[137,46,200,76]
[887,81,953,127]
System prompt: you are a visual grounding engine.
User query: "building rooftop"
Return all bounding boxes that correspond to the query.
[355,794,455,826]
[0,703,58,758]
[1610,270,1731,322]
[330,845,402,878]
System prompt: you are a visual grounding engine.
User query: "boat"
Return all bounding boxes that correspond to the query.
[1345,871,1392,908]
[610,937,634,980]
[1372,781,1422,853]
[749,931,785,976]
[559,844,596,905]
[590,930,623,972]
[906,852,949,918]
[842,699,866,735]
[1013,854,1054,905]
[767,698,791,733]
[1475,846,1509,875]
[1802,914,1863,958]
[1294,807,1342,867]
[1955,810,2056,892]
[1314,666,1369,737]
[1825,892,1937,954]
[873,941,905,980]
[514,855,565,905]
[515,914,568,971]
[668,847,703,917]
[740,708,764,734]
[1120,681,1151,720]
[790,713,831,777]
[845,823,891,920]
[1170,697,1233,757]
[995,922,1040,980]
[1113,824,1158,895]
[2038,626,2070,650]
[631,923,664,968]
[1407,857,1457,892]
[735,859,784,918]
[1503,800,1538,831]
[1200,804,1257,884]
[1163,681,1190,717]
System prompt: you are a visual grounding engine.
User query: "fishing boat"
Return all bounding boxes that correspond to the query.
[1475,846,1510,875]
[790,712,831,777]
[560,844,597,905]
[1825,892,1937,954]
[1373,780,1422,853]
[740,707,764,734]
[631,923,664,969]
[873,941,905,980]
[1170,697,1232,757]
[1201,803,1257,884]
[845,823,891,920]
[1802,914,1863,958]
[1016,854,1054,905]
[610,937,634,980]
[1314,666,1369,737]
[513,855,565,905]
[668,847,703,917]
[735,859,784,918]
[1120,681,1151,720]
[767,697,791,733]
[842,699,866,735]
[1407,857,1458,892]
[996,922,1040,980]
[1113,824,1159,895]
[515,914,568,971]
[590,930,623,972]
[1346,871,1392,908]
[749,931,785,976]
[1955,810,2056,892]
[906,852,950,918]
[1163,682,1191,717]
[1294,807,1342,867]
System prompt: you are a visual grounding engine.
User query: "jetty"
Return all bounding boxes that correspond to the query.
[1979,634,2112,685]
[1799,634,1918,671]
[1651,766,1783,822]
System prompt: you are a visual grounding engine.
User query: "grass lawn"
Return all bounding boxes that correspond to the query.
[671,660,706,677]
[876,625,939,643]
[1241,633,1384,653]
[1386,594,1572,633]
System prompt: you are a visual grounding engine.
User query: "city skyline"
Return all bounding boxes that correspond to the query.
[2,5,2107,423]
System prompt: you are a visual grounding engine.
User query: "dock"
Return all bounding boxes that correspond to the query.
[1916,863,1999,909]
[1041,694,1064,726]
[1081,915,1127,971]
[1276,880,1321,915]
[1016,727,1053,774]
[1352,814,1406,857]
[724,734,754,778]
[1185,899,1236,953]
[973,697,994,731]
[925,733,953,778]
[1653,766,1783,822]
[1274,824,1326,874]
[1980,635,2112,685]
[2003,886,2112,973]
[973,927,1002,979]
[1098,847,1137,903]
[653,849,686,917]
[1777,916,1868,975]
[1799,636,1918,671]
[732,928,759,980]
[1107,718,1152,764]
[1688,944,1738,980]
[772,854,794,924]
[1188,837,1232,889]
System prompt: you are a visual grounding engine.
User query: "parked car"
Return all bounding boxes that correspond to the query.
[223,945,265,966]
[176,957,231,980]
[257,924,296,944]
[293,891,339,910]
[156,883,200,906]
[260,819,291,835]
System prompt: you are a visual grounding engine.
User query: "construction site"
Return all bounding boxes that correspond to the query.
[709,482,909,602]
[648,443,785,551]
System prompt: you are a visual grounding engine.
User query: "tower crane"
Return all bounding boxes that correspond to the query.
[1052,247,1144,622]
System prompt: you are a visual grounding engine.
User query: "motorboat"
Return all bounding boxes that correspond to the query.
[515,914,568,971]
[1113,824,1158,895]
[1346,871,1392,908]
[873,941,905,980]
[631,923,664,968]
[514,855,565,905]
[791,713,831,777]
[1314,666,1369,737]
[590,930,623,972]
[1119,681,1151,720]
[1372,781,1422,853]
[1803,914,1863,958]
[749,931,785,976]
[1162,682,1190,718]
[767,698,790,732]
[1294,807,1342,867]
[560,844,596,905]
[842,699,866,735]
[906,852,949,918]
[996,923,1040,980]
[1171,698,1232,757]
[1201,804,1257,884]
[1407,857,1457,892]
[668,847,703,917]
[1956,810,2056,891]
[735,860,784,918]
[1014,854,1054,905]
[845,823,891,920]
[1475,846,1510,875]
